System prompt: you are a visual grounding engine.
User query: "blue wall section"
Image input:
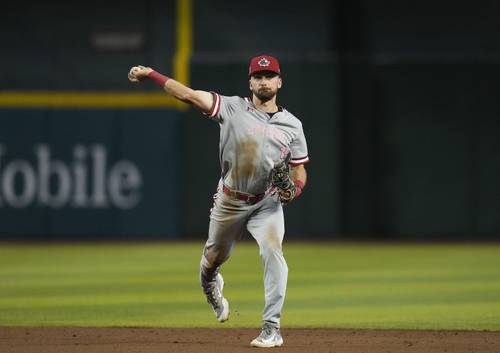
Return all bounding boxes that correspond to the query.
[0,109,181,239]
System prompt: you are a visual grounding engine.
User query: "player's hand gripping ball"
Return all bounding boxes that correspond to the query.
[128,65,153,82]
[271,161,296,204]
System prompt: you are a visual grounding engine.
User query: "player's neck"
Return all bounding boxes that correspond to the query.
[252,95,278,113]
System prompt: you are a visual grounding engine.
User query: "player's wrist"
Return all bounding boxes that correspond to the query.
[148,70,170,88]
[293,180,304,198]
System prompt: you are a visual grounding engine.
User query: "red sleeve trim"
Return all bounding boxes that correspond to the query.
[289,155,309,166]
[204,92,221,118]
[290,159,310,166]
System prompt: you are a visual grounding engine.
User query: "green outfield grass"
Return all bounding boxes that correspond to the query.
[0,242,499,330]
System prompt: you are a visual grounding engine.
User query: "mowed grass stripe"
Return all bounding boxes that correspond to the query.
[2,283,498,308]
[0,243,499,329]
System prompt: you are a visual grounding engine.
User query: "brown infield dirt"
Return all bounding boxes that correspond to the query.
[1,328,499,353]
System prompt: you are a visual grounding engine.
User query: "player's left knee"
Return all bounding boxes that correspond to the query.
[259,245,285,262]
[203,244,231,267]
[264,230,283,251]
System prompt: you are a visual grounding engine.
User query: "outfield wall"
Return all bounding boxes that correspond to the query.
[0,109,180,239]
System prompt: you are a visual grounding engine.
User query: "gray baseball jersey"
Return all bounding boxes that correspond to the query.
[206,93,309,194]
[200,92,309,328]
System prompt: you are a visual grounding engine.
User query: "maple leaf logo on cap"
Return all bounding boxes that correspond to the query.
[258,58,271,67]
[249,55,281,76]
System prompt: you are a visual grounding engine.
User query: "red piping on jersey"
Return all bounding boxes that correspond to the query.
[290,161,310,166]
[204,92,221,118]
[290,156,310,166]
[290,161,309,166]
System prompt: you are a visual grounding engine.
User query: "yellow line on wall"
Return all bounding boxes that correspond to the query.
[0,92,182,109]
[172,0,192,111]
[173,0,192,86]
[0,0,192,109]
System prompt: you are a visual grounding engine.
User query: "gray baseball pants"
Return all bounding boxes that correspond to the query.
[200,183,288,327]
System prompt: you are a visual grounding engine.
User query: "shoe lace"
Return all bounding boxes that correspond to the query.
[203,282,220,309]
[262,324,275,337]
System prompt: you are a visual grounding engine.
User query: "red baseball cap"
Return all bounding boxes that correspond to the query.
[248,55,281,76]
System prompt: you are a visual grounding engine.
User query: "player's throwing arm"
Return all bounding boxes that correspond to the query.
[128,65,214,114]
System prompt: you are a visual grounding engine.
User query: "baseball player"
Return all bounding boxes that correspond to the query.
[128,55,309,348]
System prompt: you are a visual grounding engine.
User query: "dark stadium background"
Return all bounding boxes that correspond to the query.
[1,0,499,241]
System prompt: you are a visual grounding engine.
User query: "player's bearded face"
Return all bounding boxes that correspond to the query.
[254,86,278,101]
[250,73,281,102]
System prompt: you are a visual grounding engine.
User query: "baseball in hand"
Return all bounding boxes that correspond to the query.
[128,65,152,82]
